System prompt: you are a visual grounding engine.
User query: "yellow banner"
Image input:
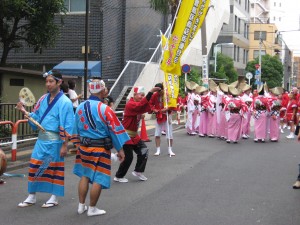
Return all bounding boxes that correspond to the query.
[161,0,210,107]
[164,72,179,108]
[161,0,211,75]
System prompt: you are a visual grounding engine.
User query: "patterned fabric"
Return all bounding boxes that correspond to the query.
[27,93,74,196]
[72,98,129,187]
[74,146,111,189]
[254,110,266,120]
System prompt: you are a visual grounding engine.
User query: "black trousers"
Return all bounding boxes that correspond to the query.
[115,140,148,178]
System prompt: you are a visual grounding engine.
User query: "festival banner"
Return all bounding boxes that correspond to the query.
[161,0,211,75]
[164,73,179,109]
[161,0,211,107]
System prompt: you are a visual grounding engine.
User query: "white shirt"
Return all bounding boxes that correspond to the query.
[68,89,79,108]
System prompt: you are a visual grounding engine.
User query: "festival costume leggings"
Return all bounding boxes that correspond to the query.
[115,141,148,178]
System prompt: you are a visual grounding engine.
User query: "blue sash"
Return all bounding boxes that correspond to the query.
[40,91,64,124]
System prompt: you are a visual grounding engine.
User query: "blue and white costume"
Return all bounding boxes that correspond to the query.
[72,96,129,189]
[27,91,74,196]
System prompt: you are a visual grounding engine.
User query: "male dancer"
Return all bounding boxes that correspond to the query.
[16,70,74,208]
[72,78,129,216]
[114,86,161,182]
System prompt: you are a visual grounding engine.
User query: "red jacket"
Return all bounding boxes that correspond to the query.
[122,97,151,144]
[149,92,168,124]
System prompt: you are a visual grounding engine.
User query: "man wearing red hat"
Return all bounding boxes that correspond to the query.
[114,85,161,182]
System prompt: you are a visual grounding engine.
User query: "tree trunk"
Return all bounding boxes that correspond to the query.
[0,43,10,66]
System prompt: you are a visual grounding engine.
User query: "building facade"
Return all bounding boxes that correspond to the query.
[294,57,300,88]
[217,0,251,75]
[248,23,281,61]
[249,0,293,89]
[0,0,166,83]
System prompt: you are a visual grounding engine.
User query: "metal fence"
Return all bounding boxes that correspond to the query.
[109,24,172,105]
[0,103,38,142]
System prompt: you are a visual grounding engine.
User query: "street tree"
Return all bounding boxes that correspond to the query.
[245,54,283,88]
[0,0,66,66]
[210,52,238,83]
[150,0,179,20]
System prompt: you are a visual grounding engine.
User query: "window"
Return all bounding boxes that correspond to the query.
[238,18,241,33]
[279,2,281,7]
[273,16,276,21]
[235,16,238,32]
[10,79,24,86]
[246,25,249,39]
[274,2,276,6]
[254,31,267,40]
[237,46,240,62]
[248,0,250,12]
[279,17,281,21]
[243,49,246,64]
[234,45,236,61]
[64,0,86,12]
[253,50,266,59]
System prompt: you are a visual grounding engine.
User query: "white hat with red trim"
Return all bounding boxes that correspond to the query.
[88,79,105,94]
[133,86,145,94]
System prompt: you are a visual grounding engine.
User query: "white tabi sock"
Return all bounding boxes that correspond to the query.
[47,195,57,203]
[25,194,36,203]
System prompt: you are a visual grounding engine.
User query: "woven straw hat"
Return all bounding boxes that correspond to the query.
[209,79,218,92]
[196,86,208,94]
[241,83,251,92]
[257,83,263,93]
[219,83,228,93]
[228,86,241,96]
[264,82,269,93]
[186,81,199,90]
[229,80,238,88]
[270,87,283,96]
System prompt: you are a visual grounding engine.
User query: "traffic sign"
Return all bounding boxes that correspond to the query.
[255,70,260,75]
[245,72,253,80]
[255,64,260,69]
[182,64,191,73]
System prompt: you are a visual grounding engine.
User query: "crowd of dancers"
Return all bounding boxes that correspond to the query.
[176,79,300,143]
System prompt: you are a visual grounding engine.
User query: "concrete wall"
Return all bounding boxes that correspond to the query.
[1,73,82,103]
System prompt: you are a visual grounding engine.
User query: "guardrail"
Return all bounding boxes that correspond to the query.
[0,120,32,161]
[0,103,38,142]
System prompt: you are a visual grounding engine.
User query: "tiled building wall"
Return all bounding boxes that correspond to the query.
[1,0,166,81]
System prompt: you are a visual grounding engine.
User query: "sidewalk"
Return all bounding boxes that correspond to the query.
[4,118,185,172]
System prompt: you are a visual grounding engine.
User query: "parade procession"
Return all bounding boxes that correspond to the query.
[183,79,299,143]
[3,0,300,224]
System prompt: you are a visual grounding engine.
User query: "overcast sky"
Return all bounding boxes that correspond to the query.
[280,0,300,55]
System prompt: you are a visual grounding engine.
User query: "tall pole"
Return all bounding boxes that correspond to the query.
[201,21,208,88]
[214,44,218,73]
[258,31,262,83]
[84,0,90,100]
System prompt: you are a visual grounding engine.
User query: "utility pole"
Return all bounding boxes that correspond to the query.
[258,31,262,83]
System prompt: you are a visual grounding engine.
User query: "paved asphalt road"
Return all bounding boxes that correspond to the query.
[1,128,300,225]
